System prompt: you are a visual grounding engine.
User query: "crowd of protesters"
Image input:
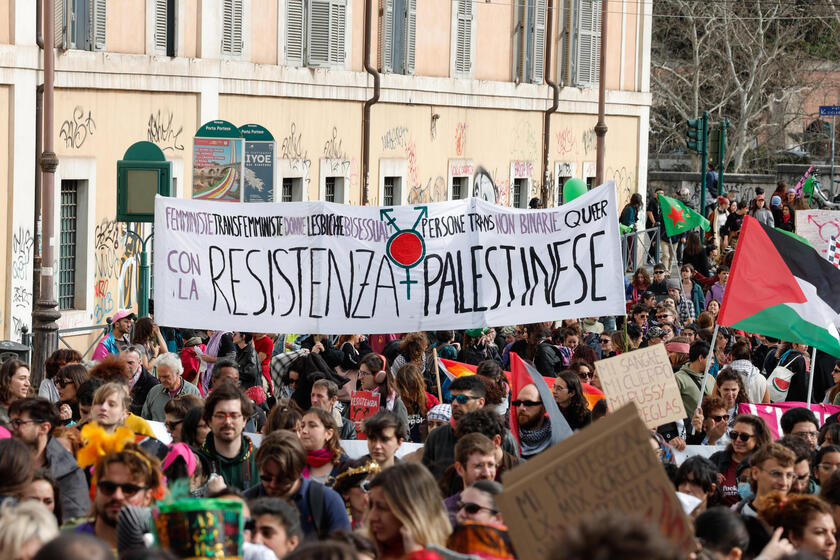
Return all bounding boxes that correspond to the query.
[0,181,837,559]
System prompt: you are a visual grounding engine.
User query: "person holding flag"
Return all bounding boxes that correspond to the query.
[657,191,711,273]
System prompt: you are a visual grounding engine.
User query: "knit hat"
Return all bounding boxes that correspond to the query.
[665,278,681,291]
[717,195,729,205]
[427,404,452,423]
[771,195,782,207]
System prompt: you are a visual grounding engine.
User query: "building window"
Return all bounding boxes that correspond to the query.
[451,176,467,200]
[56,0,107,51]
[576,0,601,85]
[59,181,79,310]
[380,0,416,74]
[514,0,546,84]
[324,176,347,203]
[454,0,473,76]
[586,176,596,190]
[282,177,305,202]
[222,0,244,56]
[154,0,176,56]
[282,178,294,202]
[287,0,347,67]
[383,176,403,206]
[513,178,529,209]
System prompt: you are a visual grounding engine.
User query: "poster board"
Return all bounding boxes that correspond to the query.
[192,120,244,202]
[795,209,840,257]
[240,124,275,202]
[594,343,686,428]
[349,390,379,439]
[496,403,695,559]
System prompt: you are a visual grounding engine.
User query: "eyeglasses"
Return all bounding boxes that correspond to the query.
[761,469,795,481]
[452,394,481,405]
[457,501,498,515]
[259,473,293,485]
[657,314,671,320]
[512,399,542,407]
[577,371,593,380]
[833,367,840,374]
[636,314,649,319]
[9,418,43,429]
[55,378,73,388]
[729,430,754,442]
[819,462,840,471]
[119,345,140,353]
[599,338,611,344]
[654,270,665,275]
[793,430,818,440]
[212,412,243,422]
[165,419,184,431]
[710,414,730,423]
[97,480,148,497]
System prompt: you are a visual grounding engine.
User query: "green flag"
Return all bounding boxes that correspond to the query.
[657,193,710,237]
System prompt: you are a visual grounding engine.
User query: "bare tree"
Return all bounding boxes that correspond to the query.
[651,0,837,172]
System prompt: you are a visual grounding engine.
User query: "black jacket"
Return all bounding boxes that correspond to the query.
[130,367,160,416]
[236,343,261,388]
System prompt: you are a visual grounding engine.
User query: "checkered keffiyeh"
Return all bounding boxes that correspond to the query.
[827,235,840,269]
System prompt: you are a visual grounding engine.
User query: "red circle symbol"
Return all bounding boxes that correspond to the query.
[388,231,424,267]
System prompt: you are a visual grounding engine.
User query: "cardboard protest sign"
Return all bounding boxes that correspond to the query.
[349,391,380,439]
[154,182,626,333]
[594,344,685,429]
[496,403,695,559]
[795,209,840,257]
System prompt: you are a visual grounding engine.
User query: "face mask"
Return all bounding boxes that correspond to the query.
[737,482,753,500]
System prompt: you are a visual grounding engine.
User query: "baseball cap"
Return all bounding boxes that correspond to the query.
[112,309,137,322]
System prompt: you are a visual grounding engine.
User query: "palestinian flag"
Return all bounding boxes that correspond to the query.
[719,215,840,357]
[658,193,711,237]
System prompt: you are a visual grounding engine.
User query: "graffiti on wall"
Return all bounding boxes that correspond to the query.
[513,121,538,163]
[455,123,467,156]
[147,109,185,151]
[94,219,141,323]
[381,126,409,151]
[59,106,96,149]
[582,129,596,156]
[323,127,351,177]
[10,227,34,339]
[556,128,577,156]
[607,165,637,208]
[408,176,447,204]
[281,123,312,191]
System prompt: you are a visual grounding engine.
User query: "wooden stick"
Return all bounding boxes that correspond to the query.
[433,347,443,402]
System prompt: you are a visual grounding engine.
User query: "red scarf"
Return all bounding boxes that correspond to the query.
[306,447,333,468]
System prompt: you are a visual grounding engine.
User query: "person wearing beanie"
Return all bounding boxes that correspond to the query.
[771,195,784,225]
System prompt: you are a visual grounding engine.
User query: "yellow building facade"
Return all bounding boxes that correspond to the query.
[0,0,651,344]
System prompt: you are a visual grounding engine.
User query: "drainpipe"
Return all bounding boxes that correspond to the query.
[34,1,44,306]
[542,0,559,206]
[594,0,608,185]
[32,0,61,388]
[361,0,380,205]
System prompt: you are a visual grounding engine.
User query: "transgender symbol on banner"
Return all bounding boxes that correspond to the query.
[380,206,428,299]
[826,235,840,269]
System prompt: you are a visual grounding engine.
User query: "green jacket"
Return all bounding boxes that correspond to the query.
[675,363,707,417]
[197,434,260,491]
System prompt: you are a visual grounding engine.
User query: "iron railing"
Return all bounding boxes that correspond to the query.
[621,227,661,272]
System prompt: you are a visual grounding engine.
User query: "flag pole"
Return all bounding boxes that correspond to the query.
[690,323,719,436]
[433,347,443,402]
[807,346,817,406]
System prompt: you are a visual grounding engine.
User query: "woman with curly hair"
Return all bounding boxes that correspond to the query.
[299,407,347,484]
[553,371,591,431]
[714,367,750,420]
[390,332,428,378]
[395,363,438,443]
[131,316,169,370]
[757,492,836,559]
[626,267,651,307]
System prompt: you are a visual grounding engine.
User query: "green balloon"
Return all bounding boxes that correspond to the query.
[563,178,588,203]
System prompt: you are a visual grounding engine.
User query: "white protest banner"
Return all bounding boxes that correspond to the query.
[153,182,625,333]
[795,209,840,257]
[594,343,686,429]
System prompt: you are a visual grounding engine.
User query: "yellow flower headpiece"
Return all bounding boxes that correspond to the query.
[77,422,136,470]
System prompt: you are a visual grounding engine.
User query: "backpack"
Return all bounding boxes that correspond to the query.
[307,480,329,540]
[767,350,803,402]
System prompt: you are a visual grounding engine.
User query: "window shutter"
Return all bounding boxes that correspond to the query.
[530,0,546,83]
[576,0,600,85]
[329,0,346,65]
[287,0,305,65]
[455,0,472,74]
[55,0,67,49]
[222,0,243,56]
[380,0,393,72]
[90,0,107,51]
[404,0,416,74]
[154,0,168,54]
[308,0,331,66]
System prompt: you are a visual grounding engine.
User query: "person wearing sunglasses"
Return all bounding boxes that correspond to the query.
[75,443,162,549]
[243,430,350,539]
[422,376,486,480]
[443,433,497,524]
[688,395,730,446]
[54,363,89,424]
[514,384,551,460]
[92,309,135,361]
[709,414,772,506]
[455,479,503,526]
